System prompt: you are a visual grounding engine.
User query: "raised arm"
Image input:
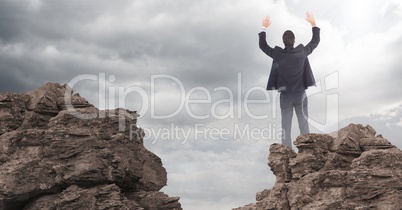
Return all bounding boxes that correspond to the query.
[305,11,316,27]
[304,12,320,55]
[259,16,275,58]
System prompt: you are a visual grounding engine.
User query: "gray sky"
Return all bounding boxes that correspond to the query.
[1,0,402,209]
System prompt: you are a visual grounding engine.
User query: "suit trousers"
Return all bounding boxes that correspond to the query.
[280,91,310,147]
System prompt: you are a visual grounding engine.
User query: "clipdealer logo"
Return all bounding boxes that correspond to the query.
[64,73,279,120]
[132,123,283,144]
[64,71,339,143]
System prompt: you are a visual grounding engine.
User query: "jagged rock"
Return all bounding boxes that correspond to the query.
[0,83,182,210]
[330,124,377,156]
[24,184,143,210]
[232,203,257,210]
[256,183,290,210]
[234,124,402,210]
[290,134,332,179]
[256,189,270,202]
[268,144,296,183]
[128,191,182,210]
[0,93,29,135]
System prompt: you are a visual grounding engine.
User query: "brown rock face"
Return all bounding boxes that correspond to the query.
[234,124,402,210]
[0,83,182,210]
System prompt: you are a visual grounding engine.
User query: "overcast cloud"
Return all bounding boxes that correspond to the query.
[1,0,402,209]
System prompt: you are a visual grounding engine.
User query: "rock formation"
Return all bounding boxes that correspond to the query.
[234,124,402,210]
[0,83,182,210]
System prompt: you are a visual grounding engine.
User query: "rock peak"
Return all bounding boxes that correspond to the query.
[0,83,182,210]
[234,123,402,210]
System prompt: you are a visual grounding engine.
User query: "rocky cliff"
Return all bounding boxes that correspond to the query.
[234,124,402,210]
[0,83,182,210]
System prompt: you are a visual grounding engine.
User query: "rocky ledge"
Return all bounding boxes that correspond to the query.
[0,83,182,210]
[234,124,402,210]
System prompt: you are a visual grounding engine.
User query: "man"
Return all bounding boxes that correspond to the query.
[258,12,320,147]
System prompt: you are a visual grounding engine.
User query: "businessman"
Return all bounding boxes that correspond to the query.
[258,12,320,147]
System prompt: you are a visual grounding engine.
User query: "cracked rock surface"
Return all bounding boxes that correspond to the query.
[0,83,182,210]
[234,124,402,210]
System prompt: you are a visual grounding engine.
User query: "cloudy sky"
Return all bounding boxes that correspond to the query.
[1,0,402,209]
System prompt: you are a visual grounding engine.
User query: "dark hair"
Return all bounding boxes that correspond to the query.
[282,30,295,47]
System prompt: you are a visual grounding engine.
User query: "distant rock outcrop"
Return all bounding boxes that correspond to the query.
[0,83,182,210]
[234,124,402,210]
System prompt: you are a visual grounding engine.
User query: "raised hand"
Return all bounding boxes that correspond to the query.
[262,16,271,29]
[305,12,316,27]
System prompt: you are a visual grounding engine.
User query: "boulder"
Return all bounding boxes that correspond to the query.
[0,83,181,210]
[234,124,402,210]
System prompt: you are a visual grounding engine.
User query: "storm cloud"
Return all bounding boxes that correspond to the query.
[1,0,402,209]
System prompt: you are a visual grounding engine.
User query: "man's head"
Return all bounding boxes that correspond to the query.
[282,30,295,47]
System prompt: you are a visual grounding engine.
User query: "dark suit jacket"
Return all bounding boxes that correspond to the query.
[259,27,320,92]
